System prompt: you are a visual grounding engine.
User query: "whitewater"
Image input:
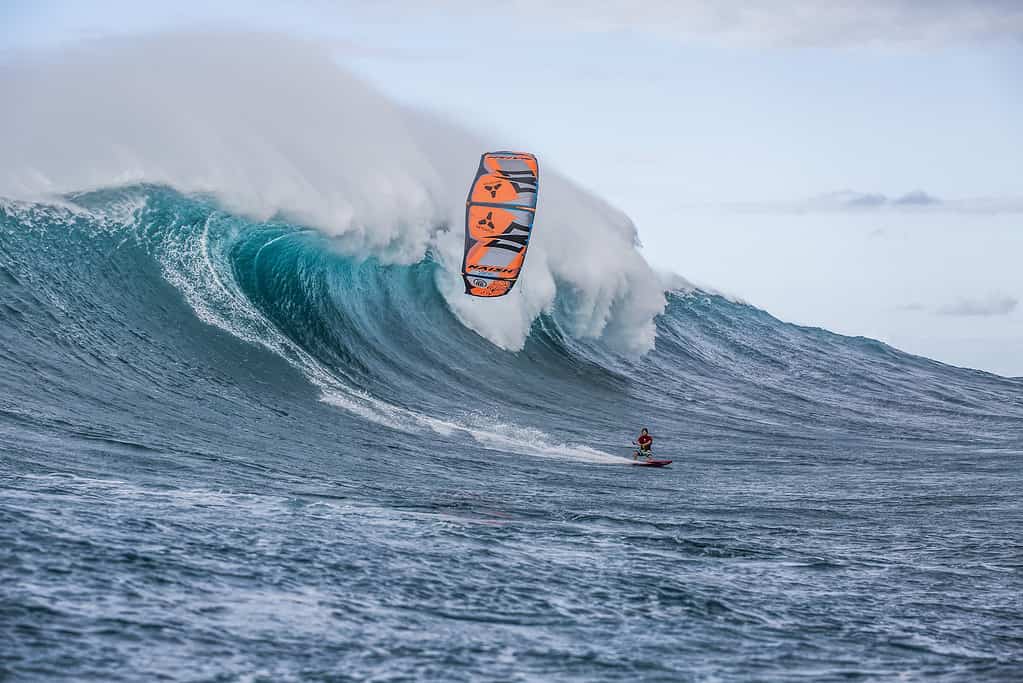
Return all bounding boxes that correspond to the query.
[2,34,1022,682]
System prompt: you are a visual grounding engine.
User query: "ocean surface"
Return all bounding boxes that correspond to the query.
[2,186,1022,682]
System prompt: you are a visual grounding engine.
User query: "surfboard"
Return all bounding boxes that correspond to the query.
[632,459,672,467]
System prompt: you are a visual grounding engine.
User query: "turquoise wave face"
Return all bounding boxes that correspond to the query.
[2,186,1022,680]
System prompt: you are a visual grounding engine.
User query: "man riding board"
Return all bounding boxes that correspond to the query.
[633,428,653,460]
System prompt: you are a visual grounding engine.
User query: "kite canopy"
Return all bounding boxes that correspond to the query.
[461,151,539,297]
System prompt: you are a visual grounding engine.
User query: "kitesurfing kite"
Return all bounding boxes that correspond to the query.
[461,151,539,297]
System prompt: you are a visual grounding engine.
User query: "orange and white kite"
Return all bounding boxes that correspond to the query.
[461,151,539,297]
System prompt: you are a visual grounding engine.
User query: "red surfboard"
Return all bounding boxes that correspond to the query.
[632,459,672,467]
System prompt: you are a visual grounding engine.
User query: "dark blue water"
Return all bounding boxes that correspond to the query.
[3,188,1022,681]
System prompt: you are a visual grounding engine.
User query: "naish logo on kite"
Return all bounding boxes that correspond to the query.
[470,265,515,273]
[477,211,496,231]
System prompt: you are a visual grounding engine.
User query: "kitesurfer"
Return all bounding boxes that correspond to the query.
[633,428,653,460]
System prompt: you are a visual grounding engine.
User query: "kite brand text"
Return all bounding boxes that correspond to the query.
[471,266,515,273]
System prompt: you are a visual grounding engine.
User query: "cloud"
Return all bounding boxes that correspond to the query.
[937,295,1018,317]
[809,190,943,210]
[832,191,889,208]
[399,0,1023,48]
[717,191,1023,214]
[7,1,1022,58]
[892,190,941,206]
[9,2,1020,62]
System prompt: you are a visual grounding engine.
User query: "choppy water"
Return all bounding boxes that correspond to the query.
[2,188,1022,681]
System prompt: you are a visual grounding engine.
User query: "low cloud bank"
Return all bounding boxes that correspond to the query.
[937,295,1018,317]
[721,191,1023,214]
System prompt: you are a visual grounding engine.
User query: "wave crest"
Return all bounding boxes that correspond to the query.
[1,31,665,353]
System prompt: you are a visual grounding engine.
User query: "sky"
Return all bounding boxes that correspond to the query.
[3,1,1022,375]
